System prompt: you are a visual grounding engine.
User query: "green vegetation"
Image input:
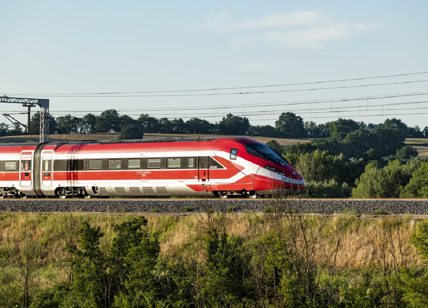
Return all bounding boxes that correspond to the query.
[1,209,428,307]
[282,117,427,198]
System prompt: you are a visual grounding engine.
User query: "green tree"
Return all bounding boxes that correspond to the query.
[0,123,10,136]
[369,126,405,157]
[304,121,330,138]
[67,221,110,307]
[383,118,408,139]
[56,115,79,134]
[67,217,161,308]
[29,111,58,135]
[186,117,213,134]
[352,160,421,198]
[275,112,306,138]
[170,118,187,133]
[138,114,160,133]
[81,113,98,134]
[284,149,365,186]
[401,161,428,198]
[218,113,250,135]
[327,118,360,140]
[423,126,428,138]
[96,109,121,132]
[402,221,428,307]
[119,124,144,140]
[113,217,161,308]
[395,146,419,160]
[197,228,248,307]
[248,125,277,137]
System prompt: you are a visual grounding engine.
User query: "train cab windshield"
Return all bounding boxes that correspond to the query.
[245,143,289,166]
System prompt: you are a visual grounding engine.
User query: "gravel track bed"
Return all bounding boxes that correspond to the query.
[1,199,428,214]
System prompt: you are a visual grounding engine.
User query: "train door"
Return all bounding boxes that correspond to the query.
[41,150,53,188]
[19,151,33,187]
[198,156,209,182]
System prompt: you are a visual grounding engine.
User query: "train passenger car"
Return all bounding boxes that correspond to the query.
[0,137,305,198]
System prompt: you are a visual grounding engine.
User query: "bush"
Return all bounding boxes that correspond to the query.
[305,180,352,198]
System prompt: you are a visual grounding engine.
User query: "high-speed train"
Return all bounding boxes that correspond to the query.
[0,137,305,198]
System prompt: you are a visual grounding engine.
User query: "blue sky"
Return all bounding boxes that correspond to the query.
[1,0,428,130]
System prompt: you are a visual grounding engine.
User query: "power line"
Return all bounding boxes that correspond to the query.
[11,91,428,114]
[5,70,428,96]
[42,99,428,121]
[7,79,428,98]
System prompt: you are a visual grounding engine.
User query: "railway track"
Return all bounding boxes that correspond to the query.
[1,198,428,214]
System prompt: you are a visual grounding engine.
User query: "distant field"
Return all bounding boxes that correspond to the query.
[405,138,428,159]
[0,133,311,147]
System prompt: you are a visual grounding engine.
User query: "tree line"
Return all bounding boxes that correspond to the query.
[1,110,427,140]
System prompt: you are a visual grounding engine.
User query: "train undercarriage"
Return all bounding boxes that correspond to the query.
[0,186,266,199]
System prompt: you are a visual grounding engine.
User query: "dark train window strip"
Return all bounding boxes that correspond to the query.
[48,156,222,171]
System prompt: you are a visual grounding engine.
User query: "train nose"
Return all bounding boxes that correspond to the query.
[284,166,305,191]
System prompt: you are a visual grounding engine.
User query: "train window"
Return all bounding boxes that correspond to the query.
[245,143,288,166]
[127,159,141,169]
[167,158,181,169]
[209,157,224,169]
[4,161,17,171]
[187,157,195,168]
[68,160,84,171]
[108,159,121,170]
[230,148,238,160]
[199,157,208,169]
[89,160,102,170]
[54,160,84,171]
[42,160,52,171]
[21,160,32,171]
[54,160,66,171]
[147,158,161,169]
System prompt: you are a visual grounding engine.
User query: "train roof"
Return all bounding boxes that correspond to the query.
[0,136,262,148]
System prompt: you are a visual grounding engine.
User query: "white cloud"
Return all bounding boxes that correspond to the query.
[206,11,378,49]
[205,11,324,30]
[237,62,274,71]
[258,23,378,49]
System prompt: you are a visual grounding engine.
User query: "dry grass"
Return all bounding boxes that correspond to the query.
[156,212,424,269]
[405,138,428,144]
[414,146,428,159]
[0,211,424,271]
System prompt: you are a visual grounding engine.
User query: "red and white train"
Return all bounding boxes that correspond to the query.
[0,137,305,198]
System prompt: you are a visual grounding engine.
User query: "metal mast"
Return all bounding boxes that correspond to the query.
[0,96,50,142]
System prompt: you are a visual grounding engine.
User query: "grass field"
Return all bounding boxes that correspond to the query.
[405,138,428,159]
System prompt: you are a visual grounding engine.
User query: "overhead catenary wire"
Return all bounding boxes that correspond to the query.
[6,79,428,98]
[45,99,428,118]
[13,91,428,114]
[5,70,428,96]
[36,99,428,123]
